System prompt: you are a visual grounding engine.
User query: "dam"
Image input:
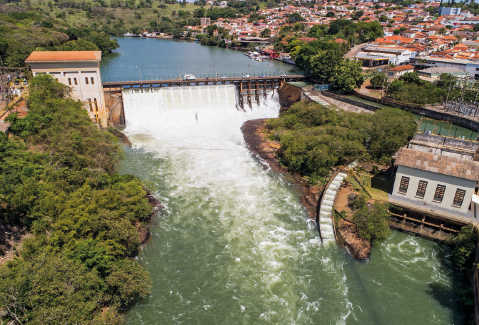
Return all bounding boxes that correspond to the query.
[104,74,306,124]
[119,79,465,324]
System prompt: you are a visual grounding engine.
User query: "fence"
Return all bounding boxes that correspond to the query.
[354,92,479,131]
[102,72,305,83]
[321,91,379,112]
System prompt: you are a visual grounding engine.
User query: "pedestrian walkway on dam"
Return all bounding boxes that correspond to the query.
[302,90,332,108]
[303,89,373,114]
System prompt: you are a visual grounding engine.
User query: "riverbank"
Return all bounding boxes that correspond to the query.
[136,188,164,247]
[241,118,321,220]
[241,118,372,260]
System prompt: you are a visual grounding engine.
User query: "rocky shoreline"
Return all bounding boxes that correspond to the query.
[132,188,164,257]
[241,118,321,220]
[241,118,371,260]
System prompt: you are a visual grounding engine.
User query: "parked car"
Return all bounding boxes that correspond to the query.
[220,76,227,79]
[183,74,196,81]
[280,74,287,77]
[242,75,250,78]
[259,75,265,78]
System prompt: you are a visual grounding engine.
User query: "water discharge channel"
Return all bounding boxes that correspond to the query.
[119,85,465,324]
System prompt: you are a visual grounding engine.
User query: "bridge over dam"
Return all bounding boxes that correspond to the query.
[103,75,307,125]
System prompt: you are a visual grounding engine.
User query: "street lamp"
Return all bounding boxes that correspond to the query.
[136,66,141,82]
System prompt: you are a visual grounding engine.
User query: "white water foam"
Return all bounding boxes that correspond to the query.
[122,85,353,324]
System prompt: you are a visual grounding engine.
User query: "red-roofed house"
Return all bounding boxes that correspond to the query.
[388,64,414,78]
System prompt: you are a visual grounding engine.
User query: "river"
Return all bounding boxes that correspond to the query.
[103,38,466,324]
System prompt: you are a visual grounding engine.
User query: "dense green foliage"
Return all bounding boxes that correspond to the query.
[0,12,119,66]
[267,102,417,183]
[445,225,479,272]
[329,59,364,94]
[0,75,152,324]
[352,201,390,244]
[385,72,478,105]
[306,19,383,45]
[370,72,387,89]
[276,21,374,93]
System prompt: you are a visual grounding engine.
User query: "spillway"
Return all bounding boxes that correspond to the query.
[318,172,347,244]
[120,85,465,325]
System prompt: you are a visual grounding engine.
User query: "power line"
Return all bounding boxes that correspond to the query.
[141,146,404,152]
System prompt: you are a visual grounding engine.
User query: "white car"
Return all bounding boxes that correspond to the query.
[220,76,227,79]
[280,74,287,77]
[243,75,250,78]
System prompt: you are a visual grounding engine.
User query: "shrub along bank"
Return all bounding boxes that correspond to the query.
[266,101,417,184]
[0,75,152,324]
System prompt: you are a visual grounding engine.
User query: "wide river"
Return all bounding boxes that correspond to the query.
[103,38,465,324]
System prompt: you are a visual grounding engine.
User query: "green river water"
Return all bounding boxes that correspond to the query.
[104,38,466,324]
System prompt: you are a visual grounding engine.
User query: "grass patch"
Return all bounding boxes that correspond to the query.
[357,172,392,201]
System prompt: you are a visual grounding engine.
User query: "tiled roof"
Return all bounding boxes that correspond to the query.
[389,64,414,71]
[395,148,479,181]
[25,51,101,63]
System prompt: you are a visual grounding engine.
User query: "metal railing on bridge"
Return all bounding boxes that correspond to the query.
[101,71,306,84]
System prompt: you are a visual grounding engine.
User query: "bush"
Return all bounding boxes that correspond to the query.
[0,76,152,323]
[348,193,366,211]
[445,225,478,271]
[352,202,390,244]
[266,102,417,182]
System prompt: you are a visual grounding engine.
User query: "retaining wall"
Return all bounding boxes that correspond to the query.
[321,91,378,112]
[353,92,479,131]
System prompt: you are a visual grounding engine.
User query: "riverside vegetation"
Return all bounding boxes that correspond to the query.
[0,10,120,67]
[266,101,418,184]
[371,71,477,106]
[0,75,152,324]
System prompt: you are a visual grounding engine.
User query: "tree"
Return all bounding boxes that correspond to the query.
[379,15,387,22]
[309,48,343,81]
[57,39,100,51]
[330,59,364,93]
[83,31,119,55]
[399,71,423,85]
[352,202,390,244]
[294,40,340,71]
[194,7,206,17]
[370,72,387,89]
[445,225,479,271]
[474,24,479,32]
[326,11,335,17]
[0,38,8,57]
[260,28,271,38]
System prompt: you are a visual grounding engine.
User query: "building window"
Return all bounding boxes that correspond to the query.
[91,77,94,85]
[85,77,89,84]
[399,176,409,194]
[453,189,466,207]
[68,78,72,85]
[74,78,78,85]
[416,180,428,198]
[433,185,446,202]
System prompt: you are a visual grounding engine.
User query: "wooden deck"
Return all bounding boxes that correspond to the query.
[388,212,455,241]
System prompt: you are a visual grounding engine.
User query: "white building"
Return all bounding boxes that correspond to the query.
[25,51,107,127]
[353,46,412,66]
[389,148,479,224]
[411,56,479,79]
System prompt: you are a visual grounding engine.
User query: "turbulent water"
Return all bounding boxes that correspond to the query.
[120,86,464,324]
